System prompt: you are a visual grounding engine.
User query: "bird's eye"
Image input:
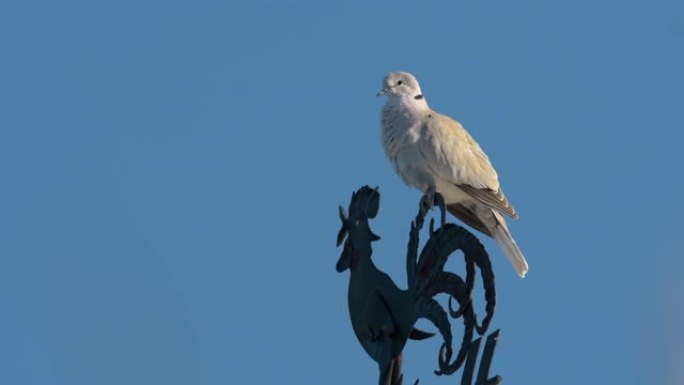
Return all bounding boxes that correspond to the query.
[397,80,403,85]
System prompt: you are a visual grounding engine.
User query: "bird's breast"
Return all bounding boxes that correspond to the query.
[381,108,422,155]
[382,107,435,192]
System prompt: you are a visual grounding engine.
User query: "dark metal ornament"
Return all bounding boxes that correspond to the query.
[336,186,503,385]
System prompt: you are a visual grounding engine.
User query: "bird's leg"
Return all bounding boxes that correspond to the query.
[419,187,436,219]
[420,188,447,228]
[433,192,446,228]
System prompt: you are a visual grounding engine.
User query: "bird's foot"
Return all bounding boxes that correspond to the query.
[419,191,434,219]
[420,190,447,228]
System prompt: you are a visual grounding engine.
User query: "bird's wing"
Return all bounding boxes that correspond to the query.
[419,112,518,218]
[446,203,492,236]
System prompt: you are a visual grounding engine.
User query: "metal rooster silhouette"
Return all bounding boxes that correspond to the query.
[335,186,500,385]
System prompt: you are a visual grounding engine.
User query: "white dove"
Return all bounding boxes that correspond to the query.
[379,71,528,277]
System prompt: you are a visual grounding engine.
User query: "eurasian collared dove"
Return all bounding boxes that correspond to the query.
[379,71,528,277]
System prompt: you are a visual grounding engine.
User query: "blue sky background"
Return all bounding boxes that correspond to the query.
[1,0,683,384]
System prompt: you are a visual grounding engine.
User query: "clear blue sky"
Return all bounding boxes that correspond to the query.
[1,0,682,384]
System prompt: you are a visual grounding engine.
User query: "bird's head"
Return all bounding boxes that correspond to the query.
[378,71,424,101]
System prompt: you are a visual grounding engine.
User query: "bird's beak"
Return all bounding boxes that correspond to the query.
[377,88,389,97]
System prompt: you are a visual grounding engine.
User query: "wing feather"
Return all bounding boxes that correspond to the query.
[446,203,492,236]
[420,113,518,218]
[457,184,517,219]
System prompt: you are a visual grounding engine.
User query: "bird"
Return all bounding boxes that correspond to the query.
[379,71,528,277]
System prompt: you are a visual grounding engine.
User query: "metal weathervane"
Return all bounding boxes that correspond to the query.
[335,186,504,385]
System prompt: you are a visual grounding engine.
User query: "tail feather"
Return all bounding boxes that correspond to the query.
[490,211,528,278]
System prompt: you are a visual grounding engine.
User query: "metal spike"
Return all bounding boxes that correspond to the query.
[338,205,348,221]
[336,227,348,247]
